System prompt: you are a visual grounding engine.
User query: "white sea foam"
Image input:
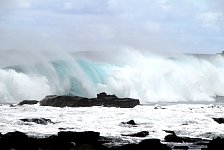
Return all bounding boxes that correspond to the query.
[0,104,223,142]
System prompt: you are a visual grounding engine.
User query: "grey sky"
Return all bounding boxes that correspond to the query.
[0,0,223,54]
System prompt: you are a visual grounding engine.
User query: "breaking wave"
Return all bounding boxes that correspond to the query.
[1,51,224,103]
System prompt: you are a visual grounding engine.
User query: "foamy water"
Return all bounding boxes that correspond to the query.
[0,103,223,143]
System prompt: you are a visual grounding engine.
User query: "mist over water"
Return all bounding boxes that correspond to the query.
[0,50,224,104]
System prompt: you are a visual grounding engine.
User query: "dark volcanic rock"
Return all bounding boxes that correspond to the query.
[18,100,39,105]
[164,132,210,149]
[121,131,149,137]
[40,92,140,108]
[57,131,100,144]
[164,133,184,143]
[0,131,105,150]
[3,130,214,150]
[114,139,171,150]
[126,120,136,125]
[97,92,116,99]
[20,118,54,125]
[0,130,172,150]
[181,137,205,143]
[207,137,224,150]
[2,130,170,150]
[121,120,137,126]
[138,139,171,150]
[213,118,224,124]
[0,131,30,150]
[164,132,205,143]
[33,132,103,150]
[173,145,189,149]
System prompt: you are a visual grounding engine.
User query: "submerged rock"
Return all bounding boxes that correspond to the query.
[40,92,140,108]
[18,100,39,105]
[20,118,54,125]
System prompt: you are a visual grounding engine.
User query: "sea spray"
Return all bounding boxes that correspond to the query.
[98,53,224,103]
[0,69,52,103]
[1,50,224,103]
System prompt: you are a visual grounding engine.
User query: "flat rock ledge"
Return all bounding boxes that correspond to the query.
[39,92,140,108]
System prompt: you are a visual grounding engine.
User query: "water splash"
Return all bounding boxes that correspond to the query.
[1,50,224,103]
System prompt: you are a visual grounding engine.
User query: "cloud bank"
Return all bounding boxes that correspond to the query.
[0,0,223,54]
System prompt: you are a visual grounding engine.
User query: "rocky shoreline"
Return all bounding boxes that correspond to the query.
[0,130,167,150]
[11,117,224,149]
[1,130,224,150]
[13,93,224,149]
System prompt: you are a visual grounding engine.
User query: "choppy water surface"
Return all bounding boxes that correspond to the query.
[0,103,224,143]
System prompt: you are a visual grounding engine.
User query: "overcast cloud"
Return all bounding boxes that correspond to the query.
[0,0,223,54]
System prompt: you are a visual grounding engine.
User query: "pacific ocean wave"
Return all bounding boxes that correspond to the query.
[1,51,224,103]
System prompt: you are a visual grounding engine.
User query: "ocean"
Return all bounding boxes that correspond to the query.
[0,50,224,103]
[0,50,224,144]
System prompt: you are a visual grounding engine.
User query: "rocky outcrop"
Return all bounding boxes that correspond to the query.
[164,131,210,149]
[121,120,137,126]
[0,131,171,150]
[0,131,103,150]
[0,131,30,150]
[3,130,224,150]
[18,100,39,105]
[208,137,224,150]
[39,92,140,108]
[164,132,183,143]
[164,132,207,143]
[20,118,54,125]
[213,118,224,124]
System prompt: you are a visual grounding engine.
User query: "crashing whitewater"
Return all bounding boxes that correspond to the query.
[1,50,224,103]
